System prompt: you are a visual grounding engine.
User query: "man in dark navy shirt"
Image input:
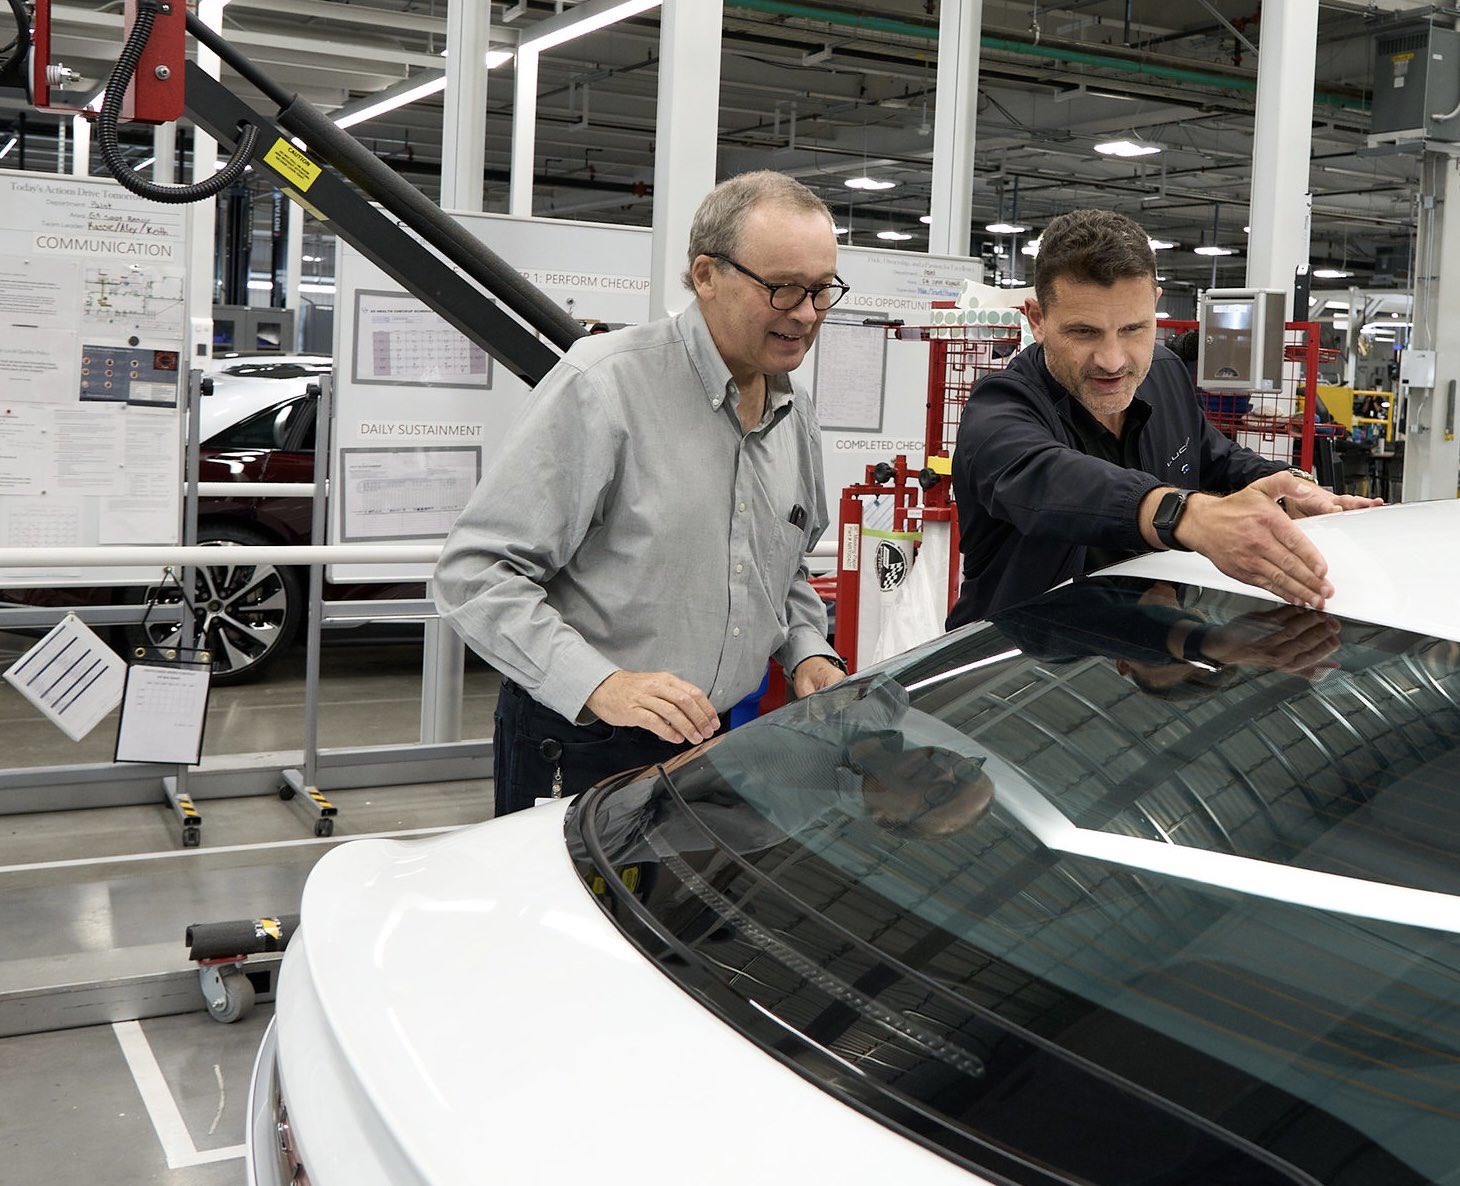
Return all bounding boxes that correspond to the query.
[948,209,1379,627]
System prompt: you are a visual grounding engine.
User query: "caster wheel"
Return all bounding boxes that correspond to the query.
[278,785,295,800]
[207,971,255,1024]
[182,827,201,848]
[313,818,334,838]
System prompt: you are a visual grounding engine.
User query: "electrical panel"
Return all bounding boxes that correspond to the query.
[1370,20,1460,146]
[1197,289,1286,393]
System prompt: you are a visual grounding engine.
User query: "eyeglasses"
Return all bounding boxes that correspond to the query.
[707,253,850,311]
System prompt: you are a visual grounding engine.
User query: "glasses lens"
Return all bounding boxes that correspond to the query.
[769,285,807,311]
[812,285,847,311]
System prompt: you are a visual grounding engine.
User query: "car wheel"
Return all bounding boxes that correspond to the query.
[122,524,303,685]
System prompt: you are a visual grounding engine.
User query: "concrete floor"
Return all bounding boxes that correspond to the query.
[0,636,501,1185]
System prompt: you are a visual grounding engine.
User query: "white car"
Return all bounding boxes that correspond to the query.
[247,500,1460,1186]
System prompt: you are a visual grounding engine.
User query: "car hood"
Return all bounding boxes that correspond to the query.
[278,801,980,1186]
[1100,500,1460,642]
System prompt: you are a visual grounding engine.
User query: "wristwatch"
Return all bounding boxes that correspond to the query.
[1152,489,1192,552]
[1181,622,1221,671]
[1286,466,1319,484]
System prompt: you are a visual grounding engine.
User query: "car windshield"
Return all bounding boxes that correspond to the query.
[570,575,1460,1186]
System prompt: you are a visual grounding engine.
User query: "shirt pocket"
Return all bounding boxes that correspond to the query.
[765,516,808,629]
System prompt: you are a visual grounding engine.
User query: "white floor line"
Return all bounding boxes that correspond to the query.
[0,823,459,876]
[112,1020,246,1168]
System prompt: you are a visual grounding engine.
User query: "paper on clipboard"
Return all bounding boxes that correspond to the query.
[3,613,126,741]
[114,659,211,766]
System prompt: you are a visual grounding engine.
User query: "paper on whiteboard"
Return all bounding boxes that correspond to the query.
[4,613,126,741]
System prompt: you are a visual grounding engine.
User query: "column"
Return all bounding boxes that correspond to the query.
[441,0,490,212]
[927,0,982,259]
[648,0,723,320]
[1245,0,1319,316]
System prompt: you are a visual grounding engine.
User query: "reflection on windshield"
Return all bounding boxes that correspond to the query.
[571,576,1460,1186]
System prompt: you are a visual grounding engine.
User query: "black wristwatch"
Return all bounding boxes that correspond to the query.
[1181,622,1221,670]
[1152,489,1192,552]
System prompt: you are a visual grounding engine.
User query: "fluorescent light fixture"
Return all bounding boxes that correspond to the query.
[833,225,849,236]
[1022,238,1041,256]
[334,72,447,129]
[1194,244,1234,256]
[300,282,337,296]
[919,214,932,224]
[986,220,1029,234]
[877,230,913,241]
[1313,268,1351,279]
[999,276,1026,286]
[1148,238,1176,250]
[440,47,516,69]
[0,136,16,160]
[845,175,897,190]
[519,0,661,53]
[1094,138,1160,157]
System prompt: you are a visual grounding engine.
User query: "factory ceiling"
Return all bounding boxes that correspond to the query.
[3,1,1443,294]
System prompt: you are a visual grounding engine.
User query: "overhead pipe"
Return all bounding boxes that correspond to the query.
[728,1,1369,111]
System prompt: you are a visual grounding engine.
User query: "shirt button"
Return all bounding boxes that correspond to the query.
[737,501,746,512]
[735,563,743,574]
[732,627,742,637]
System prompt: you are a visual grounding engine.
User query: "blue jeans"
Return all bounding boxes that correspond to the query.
[492,679,694,818]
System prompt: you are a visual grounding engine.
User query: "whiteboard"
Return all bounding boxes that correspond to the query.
[0,173,188,587]
[329,213,980,580]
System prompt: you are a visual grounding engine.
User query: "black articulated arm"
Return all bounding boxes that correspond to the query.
[184,64,564,385]
[23,1,584,385]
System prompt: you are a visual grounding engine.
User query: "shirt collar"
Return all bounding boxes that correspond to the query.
[678,301,796,425]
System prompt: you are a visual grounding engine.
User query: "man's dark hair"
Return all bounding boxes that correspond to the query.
[1034,208,1157,310]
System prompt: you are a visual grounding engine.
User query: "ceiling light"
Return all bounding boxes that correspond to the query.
[845,175,897,190]
[999,277,1026,287]
[919,214,932,224]
[1,136,20,160]
[1148,238,1176,250]
[833,225,849,236]
[1313,268,1351,279]
[440,47,516,69]
[1021,239,1040,256]
[1094,138,1161,158]
[519,0,661,53]
[1194,244,1234,256]
[985,221,1028,234]
[334,73,448,129]
[877,230,913,241]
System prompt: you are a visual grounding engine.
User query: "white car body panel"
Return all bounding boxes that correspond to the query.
[1099,501,1460,643]
[198,354,332,441]
[270,799,987,1186]
[257,500,1459,1186]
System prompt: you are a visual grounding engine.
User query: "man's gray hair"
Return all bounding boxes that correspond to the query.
[682,170,835,290]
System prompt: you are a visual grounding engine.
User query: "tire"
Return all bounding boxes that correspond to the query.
[206,971,256,1023]
[123,523,303,685]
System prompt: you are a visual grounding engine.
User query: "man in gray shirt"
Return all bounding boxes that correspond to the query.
[435,171,849,817]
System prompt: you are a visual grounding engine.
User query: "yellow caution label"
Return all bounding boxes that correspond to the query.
[1392,52,1415,62]
[264,139,322,191]
[257,917,283,941]
[925,455,953,475]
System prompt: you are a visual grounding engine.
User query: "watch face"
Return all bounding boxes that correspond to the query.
[1155,491,1186,529]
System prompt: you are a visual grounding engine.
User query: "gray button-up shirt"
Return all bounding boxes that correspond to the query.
[433,302,836,722]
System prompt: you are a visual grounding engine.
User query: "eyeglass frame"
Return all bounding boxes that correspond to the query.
[705,252,850,312]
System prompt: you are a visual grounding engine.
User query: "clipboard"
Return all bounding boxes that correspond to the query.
[114,646,213,766]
